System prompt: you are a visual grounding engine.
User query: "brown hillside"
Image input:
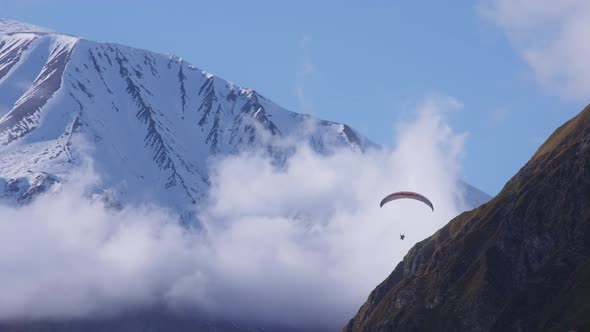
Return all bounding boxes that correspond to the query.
[345,104,590,332]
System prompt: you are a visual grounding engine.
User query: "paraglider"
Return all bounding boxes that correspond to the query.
[380,191,434,240]
[379,191,434,211]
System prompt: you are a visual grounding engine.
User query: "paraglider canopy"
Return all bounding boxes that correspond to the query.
[379,191,434,211]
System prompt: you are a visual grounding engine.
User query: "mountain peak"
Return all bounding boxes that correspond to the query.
[0,20,376,216]
[0,19,56,35]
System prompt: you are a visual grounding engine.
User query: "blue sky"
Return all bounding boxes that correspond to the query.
[1,0,587,195]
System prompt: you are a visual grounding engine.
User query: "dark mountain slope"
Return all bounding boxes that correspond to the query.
[345,104,590,332]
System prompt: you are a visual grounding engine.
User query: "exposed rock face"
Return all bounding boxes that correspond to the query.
[345,105,590,332]
[0,172,61,204]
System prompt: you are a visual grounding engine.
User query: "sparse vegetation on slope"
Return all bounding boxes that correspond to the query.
[345,104,590,332]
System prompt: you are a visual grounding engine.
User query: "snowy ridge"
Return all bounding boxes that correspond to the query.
[0,19,56,35]
[0,34,78,144]
[0,20,378,216]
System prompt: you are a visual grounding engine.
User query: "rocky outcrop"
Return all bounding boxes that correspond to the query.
[345,104,590,332]
[0,172,61,204]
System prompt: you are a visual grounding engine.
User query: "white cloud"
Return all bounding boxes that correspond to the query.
[481,0,590,100]
[0,96,467,329]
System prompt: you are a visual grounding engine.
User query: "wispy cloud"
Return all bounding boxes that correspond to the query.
[295,33,315,114]
[298,34,314,75]
[480,0,590,100]
[485,106,512,127]
[0,95,468,329]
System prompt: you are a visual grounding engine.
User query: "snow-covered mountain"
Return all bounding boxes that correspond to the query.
[0,19,489,216]
[0,20,380,214]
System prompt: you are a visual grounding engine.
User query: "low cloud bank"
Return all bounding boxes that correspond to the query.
[0,96,467,329]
